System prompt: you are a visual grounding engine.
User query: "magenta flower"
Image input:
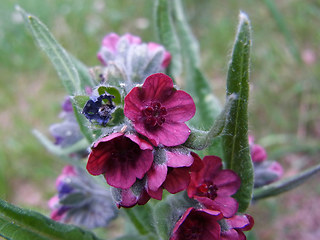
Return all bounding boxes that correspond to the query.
[248,135,267,163]
[86,132,153,189]
[170,207,222,240]
[220,214,254,240]
[124,73,196,147]
[188,156,241,218]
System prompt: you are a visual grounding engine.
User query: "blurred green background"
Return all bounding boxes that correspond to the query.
[0,0,320,239]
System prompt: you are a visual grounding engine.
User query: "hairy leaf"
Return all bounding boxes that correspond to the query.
[154,0,182,79]
[222,12,254,212]
[0,199,101,240]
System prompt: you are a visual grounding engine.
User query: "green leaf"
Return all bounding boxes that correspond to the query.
[124,205,157,237]
[170,0,221,130]
[153,201,172,240]
[253,163,320,200]
[154,0,182,79]
[222,12,254,212]
[171,0,200,67]
[0,199,101,240]
[70,55,96,88]
[16,6,81,95]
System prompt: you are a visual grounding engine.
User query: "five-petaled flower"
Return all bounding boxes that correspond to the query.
[188,156,241,218]
[124,73,196,147]
[86,132,154,189]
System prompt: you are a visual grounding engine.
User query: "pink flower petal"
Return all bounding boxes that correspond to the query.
[166,149,194,168]
[141,73,174,102]
[147,163,167,191]
[164,90,196,122]
[196,195,238,218]
[163,168,190,194]
[101,33,120,53]
[213,170,241,196]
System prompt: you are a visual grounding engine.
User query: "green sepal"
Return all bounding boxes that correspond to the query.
[222,12,254,212]
[253,163,320,200]
[153,192,197,240]
[106,108,124,126]
[97,86,122,105]
[73,95,90,109]
[0,198,101,240]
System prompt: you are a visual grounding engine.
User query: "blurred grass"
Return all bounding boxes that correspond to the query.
[0,0,319,239]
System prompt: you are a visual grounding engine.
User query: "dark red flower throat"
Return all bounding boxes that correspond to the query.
[143,102,167,128]
[197,181,219,200]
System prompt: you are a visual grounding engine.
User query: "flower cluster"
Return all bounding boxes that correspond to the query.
[87,72,197,207]
[48,32,255,237]
[249,136,283,188]
[170,156,254,240]
[49,165,118,229]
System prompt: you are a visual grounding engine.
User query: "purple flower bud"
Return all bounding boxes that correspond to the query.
[254,161,283,188]
[82,92,115,126]
[49,166,118,229]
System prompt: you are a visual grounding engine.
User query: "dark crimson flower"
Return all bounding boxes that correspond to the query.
[124,73,196,147]
[87,132,153,189]
[170,207,223,240]
[82,92,115,126]
[188,156,241,218]
[220,214,254,240]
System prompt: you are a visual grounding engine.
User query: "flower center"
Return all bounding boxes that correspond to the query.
[197,182,219,200]
[143,102,167,128]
